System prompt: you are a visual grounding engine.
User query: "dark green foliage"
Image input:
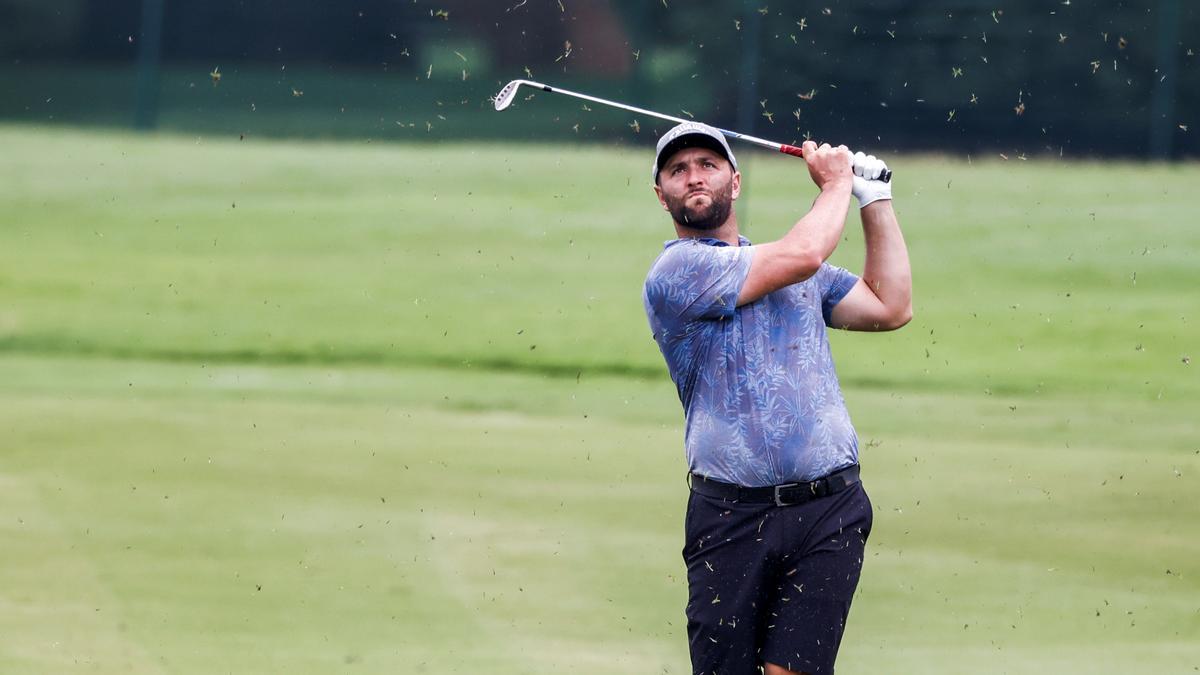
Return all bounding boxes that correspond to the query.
[615,0,1198,156]
[1,0,1196,155]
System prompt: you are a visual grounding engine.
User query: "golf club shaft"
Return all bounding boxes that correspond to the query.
[509,80,891,182]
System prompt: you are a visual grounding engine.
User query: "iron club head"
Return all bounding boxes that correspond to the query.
[493,79,537,111]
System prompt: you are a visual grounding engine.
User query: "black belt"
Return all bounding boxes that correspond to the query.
[688,464,860,506]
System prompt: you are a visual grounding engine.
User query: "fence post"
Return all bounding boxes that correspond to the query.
[134,0,165,131]
[1148,0,1180,159]
[736,0,761,228]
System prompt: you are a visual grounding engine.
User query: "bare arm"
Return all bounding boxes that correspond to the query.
[737,142,853,306]
[829,199,912,331]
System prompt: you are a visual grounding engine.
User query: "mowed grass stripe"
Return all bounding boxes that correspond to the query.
[3,355,1198,672]
[0,333,667,380]
[1,125,1197,399]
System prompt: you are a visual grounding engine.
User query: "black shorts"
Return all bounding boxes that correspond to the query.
[682,479,873,675]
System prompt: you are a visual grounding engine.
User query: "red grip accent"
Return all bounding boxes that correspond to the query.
[779,144,805,158]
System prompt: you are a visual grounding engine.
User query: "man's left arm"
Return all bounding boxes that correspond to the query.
[829,155,912,331]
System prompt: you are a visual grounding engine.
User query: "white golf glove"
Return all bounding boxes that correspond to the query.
[851,151,891,209]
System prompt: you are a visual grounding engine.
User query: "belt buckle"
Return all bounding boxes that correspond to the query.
[773,482,801,507]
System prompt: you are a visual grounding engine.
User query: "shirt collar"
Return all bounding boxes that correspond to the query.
[664,234,752,249]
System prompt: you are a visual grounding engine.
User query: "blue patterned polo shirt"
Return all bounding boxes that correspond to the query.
[643,236,860,487]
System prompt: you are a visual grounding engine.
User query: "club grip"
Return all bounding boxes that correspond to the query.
[779,143,805,158]
[778,144,893,183]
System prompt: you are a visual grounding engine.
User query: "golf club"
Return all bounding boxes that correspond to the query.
[493,79,892,183]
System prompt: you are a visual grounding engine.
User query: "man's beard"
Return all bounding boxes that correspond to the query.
[665,183,733,231]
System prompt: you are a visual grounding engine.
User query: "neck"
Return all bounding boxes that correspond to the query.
[674,217,740,246]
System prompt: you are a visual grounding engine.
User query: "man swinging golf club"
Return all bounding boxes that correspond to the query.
[643,122,912,675]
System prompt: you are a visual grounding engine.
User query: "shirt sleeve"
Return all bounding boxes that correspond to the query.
[816,262,860,326]
[644,242,753,327]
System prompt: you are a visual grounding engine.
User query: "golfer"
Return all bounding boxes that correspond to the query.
[643,122,912,675]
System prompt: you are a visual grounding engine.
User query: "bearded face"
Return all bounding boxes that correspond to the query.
[655,148,738,232]
[661,179,734,231]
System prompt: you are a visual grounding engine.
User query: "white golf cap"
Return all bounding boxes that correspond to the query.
[652,122,738,182]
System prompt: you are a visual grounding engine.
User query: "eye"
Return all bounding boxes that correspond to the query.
[703,160,716,169]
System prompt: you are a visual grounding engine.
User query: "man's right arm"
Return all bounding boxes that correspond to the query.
[737,142,854,306]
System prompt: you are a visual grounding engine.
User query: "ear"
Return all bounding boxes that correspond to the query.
[653,183,669,211]
[730,170,741,201]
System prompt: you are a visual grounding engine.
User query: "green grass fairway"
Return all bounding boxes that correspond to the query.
[1,125,1198,673]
